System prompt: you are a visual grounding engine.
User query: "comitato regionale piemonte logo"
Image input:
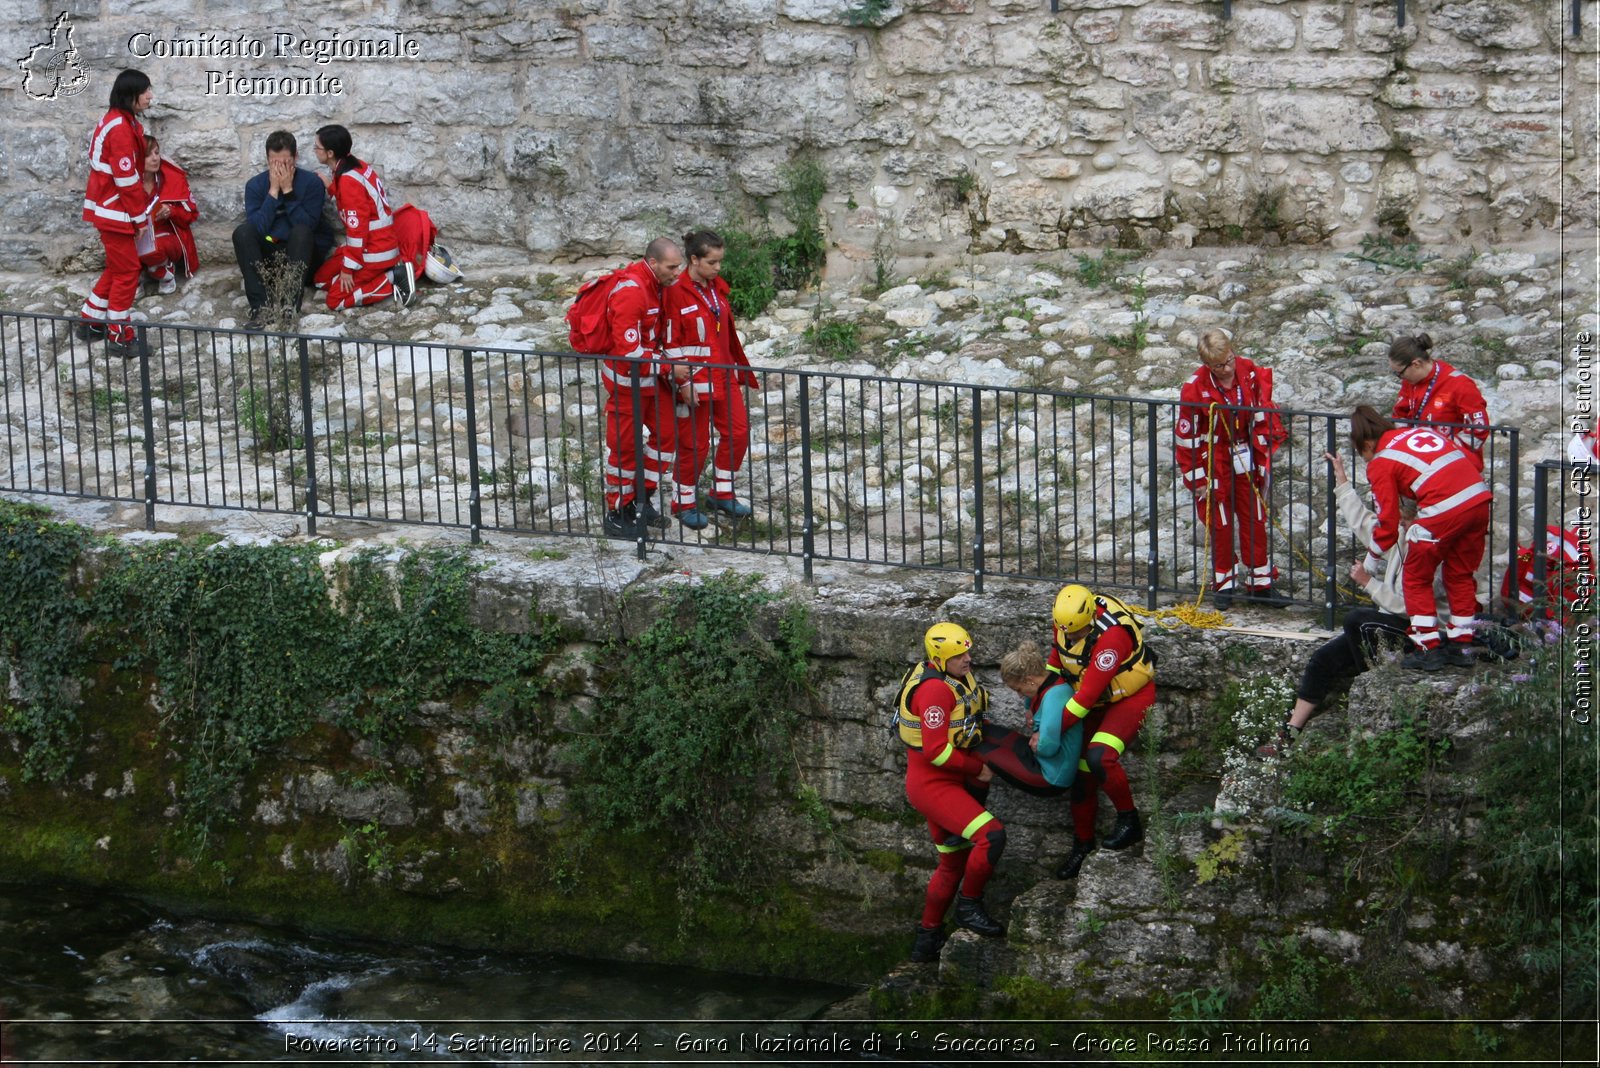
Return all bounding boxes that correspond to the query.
[17,11,90,101]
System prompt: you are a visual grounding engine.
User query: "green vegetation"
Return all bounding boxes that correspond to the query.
[1073,249,1135,289]
[1278,712,1439,840]
[846,0,894,27]
[718,150,830,318]
[0,498,569,850]
[1103,277,1149,355]
[804,318,862,360]
[1348,233,1437,272]
[1251,935,1335,1018]
[566,572,816,903]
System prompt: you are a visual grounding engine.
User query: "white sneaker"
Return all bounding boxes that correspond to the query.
[157,274,177,295]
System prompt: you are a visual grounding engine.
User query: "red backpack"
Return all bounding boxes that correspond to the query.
[566,269,629,354]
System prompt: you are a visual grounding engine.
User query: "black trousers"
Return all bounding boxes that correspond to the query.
[1298,607,1410,704]
[232,223,325,311]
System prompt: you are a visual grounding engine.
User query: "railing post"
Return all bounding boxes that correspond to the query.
[137,325,156,532]
[461,348,482,545]
[1505,427,1520,602]
[798,375,815,584]
[297,336,317,538]
[1396,0,1406,29]
[1145,401,1159,610]
[970,385,984,594]
[1324,416,1339,631]
[1531,461,1550,608]
[630,361,647,559]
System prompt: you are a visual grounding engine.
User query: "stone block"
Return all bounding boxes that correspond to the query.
[584,22,665,62]
[521,66,622,121]
[689,0,781,24]
[880,18,992,75]
[1260,95,1390,153]
[1071,172,1165,220]
[760,28,858,66]
[1432,0,1547,49]
[1301,4,1346,50]
[664,24,756,67]
[1072,11,1121,45]
[1485,85,1564,113]
[929,78,1060,149]
[1132,5,1222,49]
[1099,44,1175,87]
[991,19,1092,85]
[466,21,581,62]
[446,131,498,185]
[1230,8,1297,50]
[1379,78,1483,109]
[1130,91,1248,153]
[782,0,902,25]
[1210,54,1392,92]
[9,126,75,182]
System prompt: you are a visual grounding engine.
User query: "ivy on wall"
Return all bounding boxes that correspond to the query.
[566,572,816,898]
[0,499,569,849]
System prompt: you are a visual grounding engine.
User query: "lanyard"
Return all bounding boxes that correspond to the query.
[1406,364,1442,419]
[1210,370,1247,439]
[693,280,723,334]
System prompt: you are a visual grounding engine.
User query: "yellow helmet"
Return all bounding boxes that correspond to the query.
[924,622,973,670]
[1053,584,1096,635]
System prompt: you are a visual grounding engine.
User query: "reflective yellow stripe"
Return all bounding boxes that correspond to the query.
[936,840,975,853]
[1078,758,1091,773]
[1090,731,1125,755]
[930,742,957,767]
[1066,698,1090,721]
[961,811,995,840]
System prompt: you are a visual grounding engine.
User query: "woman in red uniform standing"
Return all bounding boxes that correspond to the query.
[77,69,155,358]
[896,622,1007,963]
[1388,334,1489,469]
[661,230,759,529]
[1351,405,1492,671]
[135,136,199,295]
[1174,328,1290,608]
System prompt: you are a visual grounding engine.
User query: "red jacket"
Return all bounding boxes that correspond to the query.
[392,203,437,275]
[600,260,667,392]
[83,108,149,235]
[1392,359,1489,463]
[1364,427,1492,560]
[661,274,757,396]
[1174,356,1286,493]
[147,157,199,274]
[1501,526,1594,618]
[329,160,399,275]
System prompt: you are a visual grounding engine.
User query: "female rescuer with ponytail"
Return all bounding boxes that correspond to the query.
[1044,584,1156,880]
[660,230,759,529]
[895,622,1007,963]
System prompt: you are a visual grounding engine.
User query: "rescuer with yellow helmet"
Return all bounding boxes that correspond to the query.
[1043,584,1157,880]
[898,621,1007,963]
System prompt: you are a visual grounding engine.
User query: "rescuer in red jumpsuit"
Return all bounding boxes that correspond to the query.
[1175,328,1289,608]
[598,238,686,538]
[135,136,199,294]
[310,124,414,310]
[1388,333,1489,469]
[661,230,759,530]
[897,622,1007,963]
[1045,584,1157,880]
[77,69,155,359]
[1351,405,1492,671]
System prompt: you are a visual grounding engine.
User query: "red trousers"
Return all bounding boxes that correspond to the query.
[672,382,749,511]
[905,760,1004,927]
[139,233,187,280]
[1196,471,1272,591]
[1403,499,1490,650]
[1071,684,1156,840]
[603,380,677,509]
[81,230,141,342]
[313,254,394,309]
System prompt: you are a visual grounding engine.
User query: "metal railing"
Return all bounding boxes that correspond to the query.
[1,311,1528,625]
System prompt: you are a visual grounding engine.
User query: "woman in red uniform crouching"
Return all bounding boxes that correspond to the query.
[895,622,1007,963]
[135,136,198,295]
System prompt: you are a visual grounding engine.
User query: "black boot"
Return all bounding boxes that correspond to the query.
[1055,837,1097,880]
[909,924,945,963]
[953,895,1005,937]
[1103,809,1143,850]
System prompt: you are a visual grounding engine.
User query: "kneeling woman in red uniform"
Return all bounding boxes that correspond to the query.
[311,124,411,310]
[896,622,1007,963]
[135,136,198,295]
[1045,584,1156,880]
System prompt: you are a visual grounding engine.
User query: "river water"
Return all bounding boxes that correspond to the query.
[0,883,854,1065]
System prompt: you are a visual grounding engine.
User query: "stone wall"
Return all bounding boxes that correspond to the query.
[3,2,1591,274]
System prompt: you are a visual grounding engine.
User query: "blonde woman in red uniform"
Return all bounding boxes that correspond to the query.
[660,230,760,530]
